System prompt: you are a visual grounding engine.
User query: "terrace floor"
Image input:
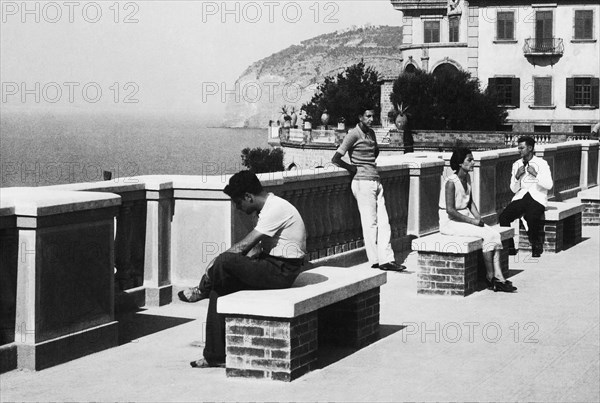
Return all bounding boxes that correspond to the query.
[1,226,599,402]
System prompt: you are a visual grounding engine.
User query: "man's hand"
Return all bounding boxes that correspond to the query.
[515,165,526,180]
[526,164,537,177]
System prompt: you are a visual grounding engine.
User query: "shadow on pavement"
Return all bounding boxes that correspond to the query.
[316,324,405,369]
[117,311,194,345]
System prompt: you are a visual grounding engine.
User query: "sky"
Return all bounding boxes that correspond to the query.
[1,0,404,120]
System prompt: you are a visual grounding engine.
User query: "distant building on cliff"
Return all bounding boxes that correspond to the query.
[385,0,599,133]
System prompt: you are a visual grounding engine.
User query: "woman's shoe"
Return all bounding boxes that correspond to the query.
[492,277,517,293]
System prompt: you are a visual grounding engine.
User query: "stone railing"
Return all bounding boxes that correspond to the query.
[0,140,596,372]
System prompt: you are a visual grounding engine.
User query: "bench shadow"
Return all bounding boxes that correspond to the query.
[316,324,405,369]
[116,310,194,345]
[560,237,589,251]
[115,291,193,345]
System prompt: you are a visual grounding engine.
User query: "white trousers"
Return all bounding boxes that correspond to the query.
[351,179,395,266]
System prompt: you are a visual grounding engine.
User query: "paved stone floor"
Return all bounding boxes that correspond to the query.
[1,227,598,402]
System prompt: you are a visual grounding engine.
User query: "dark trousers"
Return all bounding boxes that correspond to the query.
[201,252,304,365]
[499,192,546,251]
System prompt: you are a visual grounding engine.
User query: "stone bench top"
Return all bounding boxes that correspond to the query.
[217,266,387,318]
[411,227,514,254]
[545,201,585,221]
[578,187,600,202]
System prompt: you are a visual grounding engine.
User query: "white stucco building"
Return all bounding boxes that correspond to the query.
[386,0,600,133]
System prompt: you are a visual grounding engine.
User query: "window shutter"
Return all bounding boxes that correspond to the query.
[566,78,574,107]
[512,78,520,108]
[592,78,599,108]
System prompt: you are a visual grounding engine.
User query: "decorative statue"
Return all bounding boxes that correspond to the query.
[448,0,461,15]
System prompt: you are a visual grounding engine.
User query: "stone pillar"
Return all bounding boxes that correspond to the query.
[406,158,445,237]
[467,5,479,76]
[3,188,120,370]
[472,151,499,224]
[534,144,557,200]
[143,180,174,306]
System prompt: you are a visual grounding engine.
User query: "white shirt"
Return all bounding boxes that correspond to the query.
[509,155,553,207]
[255,193,307,259]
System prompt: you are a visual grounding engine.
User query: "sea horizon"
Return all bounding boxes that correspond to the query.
[0,109,268,188]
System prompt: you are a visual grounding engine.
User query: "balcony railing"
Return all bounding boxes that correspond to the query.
[523,38,564,55]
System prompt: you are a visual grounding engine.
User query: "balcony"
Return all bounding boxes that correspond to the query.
[523,37,564,56]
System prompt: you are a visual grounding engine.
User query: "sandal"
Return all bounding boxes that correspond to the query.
[190,358,225,368]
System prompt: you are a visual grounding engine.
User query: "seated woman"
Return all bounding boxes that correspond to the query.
[440,148,517,293]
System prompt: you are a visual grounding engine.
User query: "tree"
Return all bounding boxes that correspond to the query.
[389,69,507,130]
[241,147,284,173]
[301,60,382,127]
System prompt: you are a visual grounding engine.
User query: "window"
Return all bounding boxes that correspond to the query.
[449,16,460,42]
[574,10,594,40]
[497,11,514,40]
[566,77,600,108]
[488,77,520,107]
[535,11,553,51]
[573,125,591,134]
[533,77,552,106]
[534,125,551,133]
[424,21,440,43]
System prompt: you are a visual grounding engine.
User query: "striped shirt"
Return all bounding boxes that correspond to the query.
[336,125,379,180]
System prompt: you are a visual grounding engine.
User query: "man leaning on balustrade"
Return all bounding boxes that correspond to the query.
[499,136,554,258]
[331,105,405,272]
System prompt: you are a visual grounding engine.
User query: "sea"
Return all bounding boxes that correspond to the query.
[0,110,268,188]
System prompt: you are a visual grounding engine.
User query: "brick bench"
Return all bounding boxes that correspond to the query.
[217,266,386,382]
[518,201,584,253]
[578,187,600,226]
[411,227,514,297]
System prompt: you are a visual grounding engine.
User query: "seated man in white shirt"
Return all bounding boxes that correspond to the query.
[180,170,308,368]
[499,136,554,257]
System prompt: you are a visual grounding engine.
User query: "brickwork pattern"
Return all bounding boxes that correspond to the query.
[225,312,318,382]
[519,213,582,253]
[417,251,479,296]
[417,250,509,297]
[319,288,380,349]
[582,200,600,226]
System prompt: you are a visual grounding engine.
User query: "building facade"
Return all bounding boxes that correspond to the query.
[386,0,599,133]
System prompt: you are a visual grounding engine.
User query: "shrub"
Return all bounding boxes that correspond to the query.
[241,147,284,173]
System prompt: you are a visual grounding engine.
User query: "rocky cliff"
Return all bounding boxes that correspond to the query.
[223,25,404,128]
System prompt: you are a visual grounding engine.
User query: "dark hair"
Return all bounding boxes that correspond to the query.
[357,104,375,117]
[517,136,535,148]
[223,170,263,199]
[450,147,473,172]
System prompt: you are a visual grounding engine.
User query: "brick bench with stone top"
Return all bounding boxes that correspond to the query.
[518,201,584,253]
[578,187,600,226]
[216,266,386,382]
[412,227,514,297]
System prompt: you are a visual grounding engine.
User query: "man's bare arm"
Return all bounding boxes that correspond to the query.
[226,229,268,255]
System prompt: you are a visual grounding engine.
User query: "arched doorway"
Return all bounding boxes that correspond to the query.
[404,64,417,74]
[432,63,460,77]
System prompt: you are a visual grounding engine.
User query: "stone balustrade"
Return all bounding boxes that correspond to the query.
[0,140,597,372]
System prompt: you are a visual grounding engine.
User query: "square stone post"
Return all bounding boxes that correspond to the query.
[472,151,499,224]
[143,180,174,306]
[2,188,120,371]
[406,158,445,237]
[535,144,557,200]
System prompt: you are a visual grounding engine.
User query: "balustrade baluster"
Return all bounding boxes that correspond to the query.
[329,183,345,251]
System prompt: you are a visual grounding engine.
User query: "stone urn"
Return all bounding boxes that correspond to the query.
[394,113,408,131]
[321,110,330,129]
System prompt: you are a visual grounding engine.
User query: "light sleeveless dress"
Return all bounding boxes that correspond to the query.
[439,173,501,252]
